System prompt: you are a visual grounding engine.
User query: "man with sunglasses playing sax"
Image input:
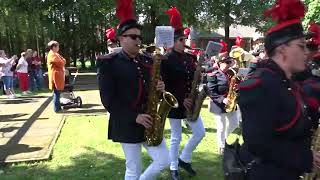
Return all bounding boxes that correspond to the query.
[161,7,205,180]
[97,1,169,179]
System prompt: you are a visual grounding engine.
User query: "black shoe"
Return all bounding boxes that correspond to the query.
[170,170,181,180]
[178,158,196,176]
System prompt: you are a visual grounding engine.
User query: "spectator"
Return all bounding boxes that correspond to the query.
[16,52,30,95]
[25,49,36,92]
[47,40,66,113]
[32,51,44,91]
[0,50,17,99]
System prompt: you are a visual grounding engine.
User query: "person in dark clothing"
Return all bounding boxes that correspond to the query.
[300,22,320,129]
[161,6,205,180]
[97,1,169,179]
[206,54,240,155]
[238,0,320,179]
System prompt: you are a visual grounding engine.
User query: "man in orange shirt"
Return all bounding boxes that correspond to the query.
[47,40,66,113]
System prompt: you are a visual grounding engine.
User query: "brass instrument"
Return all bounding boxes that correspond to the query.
[225,68,241,113]
[145,48,178,146]
[303,127,320,180]
[186,53,208,122]
[230,47,247,68]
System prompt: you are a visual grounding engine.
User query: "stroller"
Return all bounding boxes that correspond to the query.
[60,67,82,109]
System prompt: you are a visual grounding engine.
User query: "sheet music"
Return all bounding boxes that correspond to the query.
[155,26,174,48]
[205,41,223,58]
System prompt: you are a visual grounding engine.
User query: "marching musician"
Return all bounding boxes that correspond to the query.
[161,7,205,180]
[105,28,118,54]
[300,23,320,128]
[206,53,240,155]
[97,1,169,179]
[238,0,320,179]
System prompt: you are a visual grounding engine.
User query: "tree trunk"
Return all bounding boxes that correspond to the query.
[224,0,232,52]
[64,13,71,66]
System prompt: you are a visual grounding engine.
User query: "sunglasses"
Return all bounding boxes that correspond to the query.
[122,34,142,41]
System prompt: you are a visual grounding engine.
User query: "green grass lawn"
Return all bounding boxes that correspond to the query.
[1,105,240,180]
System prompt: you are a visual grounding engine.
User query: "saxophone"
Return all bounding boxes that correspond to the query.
[186,53,208,122]
[303,127,320,180]
[145,48,179,146]
[225,68,241,113]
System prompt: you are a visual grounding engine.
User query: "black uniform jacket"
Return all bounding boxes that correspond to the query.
[97,50,153,143]
[161,49,197,119]
[206,68,229,114]
[301,75,320,128]
[238,60,313,179]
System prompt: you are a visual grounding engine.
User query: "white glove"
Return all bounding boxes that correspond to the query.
[223,98,229,104]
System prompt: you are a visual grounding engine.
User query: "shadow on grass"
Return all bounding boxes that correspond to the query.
[2,147,126,179]
[2,146,223,180]
[141,151,223,180]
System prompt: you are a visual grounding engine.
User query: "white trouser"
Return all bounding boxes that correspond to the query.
[121,139,170,180]
[213,109,241,148]
[169,117,206,170]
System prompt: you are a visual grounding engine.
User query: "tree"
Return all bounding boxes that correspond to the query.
[304,0,320,27]
[203,0,273,50]
[0,0,118,69]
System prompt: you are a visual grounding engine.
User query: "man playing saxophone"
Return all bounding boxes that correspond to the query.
[97,1,169,179]
[161,7,205,180]
[206,53,240,155]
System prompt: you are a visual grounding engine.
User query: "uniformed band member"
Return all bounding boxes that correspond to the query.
[97,0,169,179]
[105,28,118,54]
[301,23,320,127]
[206,53,240,155]
[238,0,320,179]
[162,7,205,180]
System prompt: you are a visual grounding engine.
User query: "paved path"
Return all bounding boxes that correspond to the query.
[0,72,105,163]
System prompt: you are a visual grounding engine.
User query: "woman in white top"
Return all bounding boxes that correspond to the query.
[0,50,17,99]
[16,52,30,95]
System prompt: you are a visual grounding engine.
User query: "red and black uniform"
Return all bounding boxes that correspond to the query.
[239,60,314,180]
[300,55,320,128]
[161,49,197,119]
[97,50,153,143]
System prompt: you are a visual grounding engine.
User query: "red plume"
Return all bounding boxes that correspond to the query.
[116,0,135,24]
[309,22,320,45]
[235,36,243,47]
[105,28,116,41]
[184,28,191,36]
[220,40,228,53]
[166,7,183,30]
[264,0,305,23]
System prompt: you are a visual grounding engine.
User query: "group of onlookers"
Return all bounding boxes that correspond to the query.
[0,49,44,99]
